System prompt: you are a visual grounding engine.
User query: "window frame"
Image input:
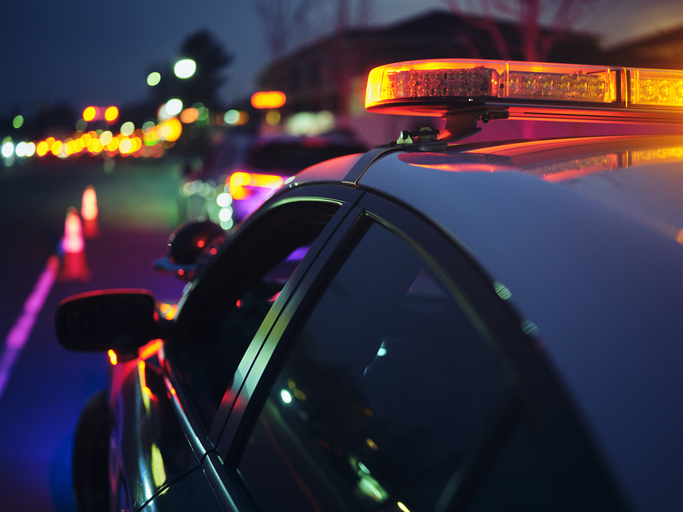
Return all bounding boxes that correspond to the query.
[162,184,363,456]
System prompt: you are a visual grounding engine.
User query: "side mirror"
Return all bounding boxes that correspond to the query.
[55,289,166,355]
[154,220,225,281]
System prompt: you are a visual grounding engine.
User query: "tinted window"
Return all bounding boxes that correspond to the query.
[167,205,337,430]
[237,223,509,512]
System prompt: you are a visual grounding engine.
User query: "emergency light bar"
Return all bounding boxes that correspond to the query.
[365,59,683,122]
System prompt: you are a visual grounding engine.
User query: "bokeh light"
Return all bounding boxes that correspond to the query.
[99,131,113,145]
[180,108,199,123]
[165,99,183,117]
[155,117,182,141]
[83,106,97,122]
[104,106,119,123]
[120,121,135,136]
[36,141,48,156]
[224,110,249,126]
[147,72,161,86]
[51,140,63,157]
[174,59,196,79]
[265,110,281,126]
[251,91,286,109]
[2,142,14,158]
[12,115,24,129]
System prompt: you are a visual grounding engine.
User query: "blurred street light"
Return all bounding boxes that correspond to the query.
[104,106,119,124]
[165,99,183,117]
[251,91,286,109]
[147,72,161,86]
[174,59,196,79]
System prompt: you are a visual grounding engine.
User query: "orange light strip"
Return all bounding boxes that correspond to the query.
[251,91,286,109]
[366,59,617,112]
[365,59,683,118]
[139,339,163,361]
[228,172,286,199]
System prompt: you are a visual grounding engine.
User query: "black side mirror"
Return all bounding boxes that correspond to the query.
[55,289,166,355]
[154,220,225,281]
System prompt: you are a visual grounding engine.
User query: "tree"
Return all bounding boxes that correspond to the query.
[441,0,599,61]
[150,29,233,111]
[253,0,375,127]
[254,0,314,60]
[254,0,375,60]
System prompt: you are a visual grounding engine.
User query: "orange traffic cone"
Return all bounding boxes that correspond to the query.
[81,184,99,238]
[59,206,91,281]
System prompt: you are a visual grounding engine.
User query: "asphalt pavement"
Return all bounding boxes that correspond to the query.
[0,157,188,511]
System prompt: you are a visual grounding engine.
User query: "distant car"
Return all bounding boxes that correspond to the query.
[178,132,368,229]
[57,58,683,512]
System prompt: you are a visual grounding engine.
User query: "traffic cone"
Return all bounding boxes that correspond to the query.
[59,206,91,281]
[81,184,99,238]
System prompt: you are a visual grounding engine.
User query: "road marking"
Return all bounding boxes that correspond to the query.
[0,255,59,402]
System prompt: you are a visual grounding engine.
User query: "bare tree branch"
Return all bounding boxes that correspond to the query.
[442,0,599,61]
[254,0,315,60]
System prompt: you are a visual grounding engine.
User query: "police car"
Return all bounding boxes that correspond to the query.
[56,59,683,512]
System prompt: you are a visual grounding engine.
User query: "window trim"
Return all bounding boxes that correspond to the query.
[214,204,369,456]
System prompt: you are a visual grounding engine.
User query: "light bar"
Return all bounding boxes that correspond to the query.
[365,59,683,118]
[628,68,683,107]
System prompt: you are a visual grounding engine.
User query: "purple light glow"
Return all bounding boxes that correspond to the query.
[0,256,59,401]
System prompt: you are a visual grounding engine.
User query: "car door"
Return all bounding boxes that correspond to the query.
[147,184,362,510]
[199,191,628,512]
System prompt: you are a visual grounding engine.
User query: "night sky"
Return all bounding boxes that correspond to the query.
[2,0,683,118]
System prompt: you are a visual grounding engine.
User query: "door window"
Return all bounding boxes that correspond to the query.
[237,222,510,512]
[166,203,339,430]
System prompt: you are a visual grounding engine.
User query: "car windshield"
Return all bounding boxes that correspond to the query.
[245,140,366,171]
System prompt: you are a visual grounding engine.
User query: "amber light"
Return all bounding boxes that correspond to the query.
[251,91,286,109]
[139,339,163,360]
[104,106,119,124]
[366,59,617,113]
[83,106,98,122]
[108,349,118,365]
[228,172,285,200]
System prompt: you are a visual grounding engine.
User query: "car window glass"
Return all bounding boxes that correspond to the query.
[183,245,310,424]
[236,223,510,512]
[168,206,336,431]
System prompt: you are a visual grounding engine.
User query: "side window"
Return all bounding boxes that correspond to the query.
[167,205,339,430]
[236,222,511,512]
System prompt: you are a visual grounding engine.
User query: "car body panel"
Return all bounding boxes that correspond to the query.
[108,353,205,511]
[357,138,683,511]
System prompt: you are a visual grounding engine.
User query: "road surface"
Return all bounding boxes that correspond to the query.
[0,156,188,511]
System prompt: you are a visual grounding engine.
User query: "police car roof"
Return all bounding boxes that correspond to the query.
[296,132,683,510]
